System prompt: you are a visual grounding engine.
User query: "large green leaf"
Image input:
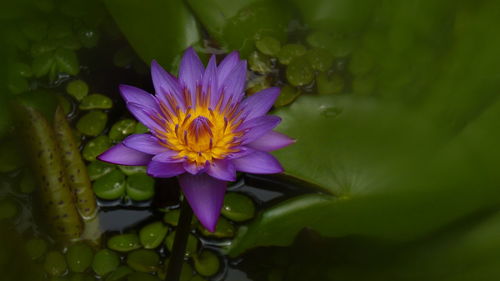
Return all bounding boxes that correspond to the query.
[186,0,292,56]
[228,94,500,256]
[229,0,500,257]
[104,0,201,71]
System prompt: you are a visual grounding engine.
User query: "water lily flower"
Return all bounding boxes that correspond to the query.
[98,47,294,231]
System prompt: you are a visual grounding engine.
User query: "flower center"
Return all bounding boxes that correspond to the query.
[157,105,242,166]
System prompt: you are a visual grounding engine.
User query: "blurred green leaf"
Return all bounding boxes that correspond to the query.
[229,93,500,256]
[187,0,292,56]
[104,0,201,71]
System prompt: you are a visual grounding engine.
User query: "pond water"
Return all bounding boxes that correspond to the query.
[2,0,500,281]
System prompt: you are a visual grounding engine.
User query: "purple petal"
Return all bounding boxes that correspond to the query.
[232,151,283,174]
[152,150,183,163]
[178,47,204,100]
[207,159,236,181]
[178,173,227,232]
[220,60,247,105]
[239,115,281,144]
[202,55,218,106]
[119,85,160,111]
[241,87,280,120]
[151,60,184,109]
[217,51,240,83]
[247,131,295,152]
[146,160,185,178]
[127,103,164,132]
[183,161,207,175]
[122,134,168,155]
[98,143,152,166]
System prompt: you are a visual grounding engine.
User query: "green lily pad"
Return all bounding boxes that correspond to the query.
[87,161,116,181]
[82,136,111,162]
[54,48,80,75]
[139,221,168,249]
[66,242,94,273]
[109,119,137,142]
[107,233,142,252]
[255,36,281,56]
[76,111,108,136]
[198,217,235,238]
[25,238,48,260]
[66,80,89,101]
[92,169,125,200]
[44,251,68,276]
[92,249,120,276]
[286,57,314,87]
[118,165,146,175]
[104,265,133,281]
[277,44,307,65]
[79,94,113,110]
[221,192,255,222]
[187,0,292,57]
[193,250,220,277]
[126,249,159,272]
[165,231,198,257]
[126,174,155,201]
[229,94,500,256]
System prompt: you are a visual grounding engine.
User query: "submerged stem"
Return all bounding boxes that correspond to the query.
[165,196,193,281]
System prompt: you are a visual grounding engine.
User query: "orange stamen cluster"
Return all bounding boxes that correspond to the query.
[153,87,244,166]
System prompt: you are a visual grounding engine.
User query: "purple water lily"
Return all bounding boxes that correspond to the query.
[98,47,294,231]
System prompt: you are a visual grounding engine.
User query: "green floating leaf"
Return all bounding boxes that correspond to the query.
[66,80,89,101]
[126,173,155,201]
[92,169,125,200]
[76,111,108,136]
[92,249,120,276]
[66,242,94,273]
[109,119,136,142]
[79,94,113,110]
[107,233,142,252]
[54,48,80,76]
[126,249,159,273]
[139,221,168,249]
[104,0,201,70]
[229,94,500,256]
[87,161,116,181]
[187,0,292,56]
[82,135,111,162]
